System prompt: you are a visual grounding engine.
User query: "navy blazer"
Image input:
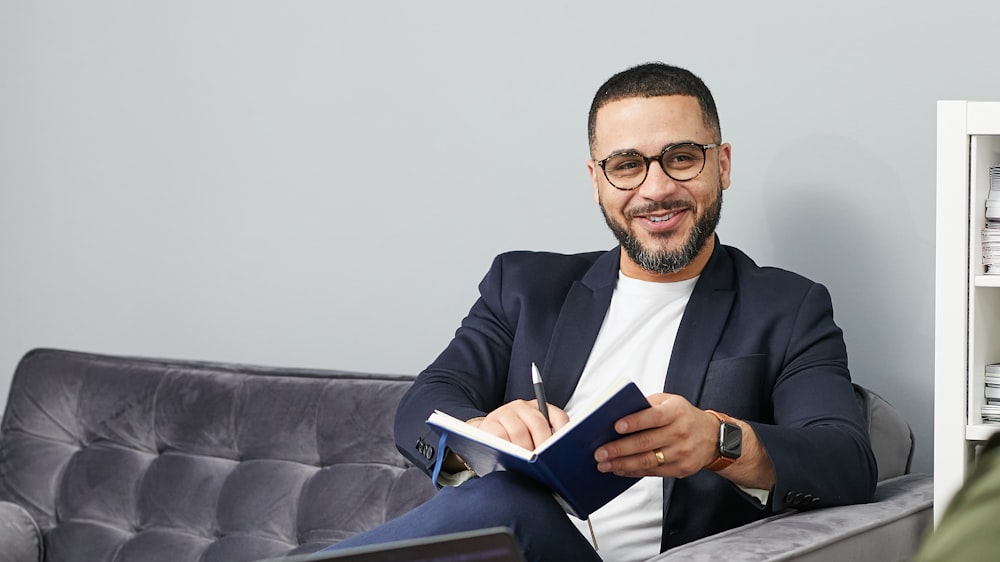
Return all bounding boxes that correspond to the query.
[394,241,877,550]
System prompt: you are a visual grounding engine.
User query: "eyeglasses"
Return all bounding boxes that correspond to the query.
[595,143,718,190]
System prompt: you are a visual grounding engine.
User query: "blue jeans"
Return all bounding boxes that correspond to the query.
[319,471,602,562]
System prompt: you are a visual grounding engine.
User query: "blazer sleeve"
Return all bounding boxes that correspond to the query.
[393,255,518,474]
[751,282,878,512]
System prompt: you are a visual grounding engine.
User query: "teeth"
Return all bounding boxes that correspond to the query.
[649,212,678,223]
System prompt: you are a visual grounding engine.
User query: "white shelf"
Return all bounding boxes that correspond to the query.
[974,276,1000,287]
[966,424,1000,441]
[967,102,1000,134]
[935,100,1000,525]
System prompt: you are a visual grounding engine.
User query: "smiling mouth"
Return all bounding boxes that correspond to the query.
[628,201,691,221]
[647,211,680,223]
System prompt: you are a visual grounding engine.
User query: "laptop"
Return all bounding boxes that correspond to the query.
[263,527,526,562]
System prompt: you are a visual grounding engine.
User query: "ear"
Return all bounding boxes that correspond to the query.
[587,159,601,204]
[718,143,732,190]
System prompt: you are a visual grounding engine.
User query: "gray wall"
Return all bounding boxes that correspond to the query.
[3,1,996,475]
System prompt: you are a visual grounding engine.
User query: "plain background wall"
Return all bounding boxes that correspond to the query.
[4,1,999,475]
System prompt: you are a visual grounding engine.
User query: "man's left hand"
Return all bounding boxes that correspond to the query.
[594,393,719,478]
[593,393,775,489]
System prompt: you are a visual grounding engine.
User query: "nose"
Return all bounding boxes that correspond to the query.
[635,161,681,200]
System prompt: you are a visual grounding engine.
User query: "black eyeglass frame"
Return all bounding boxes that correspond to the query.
[595,142,719,190]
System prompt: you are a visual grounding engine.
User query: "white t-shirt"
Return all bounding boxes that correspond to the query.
[565,272,698,562]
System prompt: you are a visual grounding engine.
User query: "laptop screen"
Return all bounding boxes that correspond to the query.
[268,527,526,562]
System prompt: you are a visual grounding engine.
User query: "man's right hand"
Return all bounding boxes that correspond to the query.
[468,399,570,451]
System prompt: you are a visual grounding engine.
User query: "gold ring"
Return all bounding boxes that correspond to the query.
[654,449,665,466]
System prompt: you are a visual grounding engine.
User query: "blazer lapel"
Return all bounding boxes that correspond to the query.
[541,248,620,407]
[661,240,736,525]
[663,240,736,404]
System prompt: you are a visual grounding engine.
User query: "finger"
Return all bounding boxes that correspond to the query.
[493,413,536,450]
[596,446,666,478]
[517,402,556,448]
[477,416,513,443]
[634,449,682,477]
[600,439,708,478]
[595,414,691,472]
[479,401,564,450]
[484,401,551,450]
[596,424,713,478]
[597,427,663,462]
[646,393,671,407]
[547,405,571,433]
[601,403,705,461]
[613,393,675,434]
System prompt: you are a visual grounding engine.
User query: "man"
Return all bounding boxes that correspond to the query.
[325,62,877,562]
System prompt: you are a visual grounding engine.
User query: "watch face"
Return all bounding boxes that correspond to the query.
[720,421,742,459]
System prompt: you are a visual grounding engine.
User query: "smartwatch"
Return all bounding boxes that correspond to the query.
[703,410,742,471]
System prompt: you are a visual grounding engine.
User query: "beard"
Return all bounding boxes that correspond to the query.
[600,184,723,275]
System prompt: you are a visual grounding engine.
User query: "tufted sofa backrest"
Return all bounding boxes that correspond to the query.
[0,348,437,562]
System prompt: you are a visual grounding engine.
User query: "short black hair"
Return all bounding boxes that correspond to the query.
[588,62,721,154]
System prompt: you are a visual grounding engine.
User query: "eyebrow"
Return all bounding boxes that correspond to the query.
[601,140,702,158]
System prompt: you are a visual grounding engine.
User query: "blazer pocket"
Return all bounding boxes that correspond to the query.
[698,355,766,418]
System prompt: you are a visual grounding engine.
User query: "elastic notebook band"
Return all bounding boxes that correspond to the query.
[431,433,449,489]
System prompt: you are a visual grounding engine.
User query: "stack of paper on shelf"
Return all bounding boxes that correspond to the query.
[982,166,1000,274]
[984,363,1000,423]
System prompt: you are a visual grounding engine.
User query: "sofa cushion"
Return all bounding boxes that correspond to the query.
[0,349,437,561]
[650,473,933,561]
[0,500,42,562]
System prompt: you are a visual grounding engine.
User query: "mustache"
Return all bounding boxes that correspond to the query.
[625,200,692,218]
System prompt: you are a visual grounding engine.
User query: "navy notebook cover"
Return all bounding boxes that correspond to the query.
[426,377,649,519]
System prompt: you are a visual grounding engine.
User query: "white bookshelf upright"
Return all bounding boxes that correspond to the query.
[935,100,1000,521]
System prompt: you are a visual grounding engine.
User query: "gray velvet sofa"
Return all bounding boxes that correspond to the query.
[0,349,933,562]
[0,349,437,561]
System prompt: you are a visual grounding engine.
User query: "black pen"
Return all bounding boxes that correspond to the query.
[531,362,552,428]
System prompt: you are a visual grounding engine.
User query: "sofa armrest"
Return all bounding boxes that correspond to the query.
[0,501,42,562]
[648,473,933,562]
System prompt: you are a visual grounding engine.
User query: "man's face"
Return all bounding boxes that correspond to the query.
[587,95,731,281]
